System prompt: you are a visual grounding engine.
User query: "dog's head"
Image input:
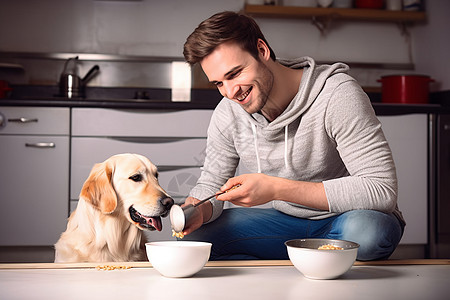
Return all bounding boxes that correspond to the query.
[79,153,174,231]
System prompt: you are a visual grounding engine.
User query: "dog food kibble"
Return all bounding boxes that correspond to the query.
[318,244,344,250]
[96,265,131,271]
[172,229,185,239]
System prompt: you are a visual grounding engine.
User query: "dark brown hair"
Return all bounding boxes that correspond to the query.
[183,11,276,66]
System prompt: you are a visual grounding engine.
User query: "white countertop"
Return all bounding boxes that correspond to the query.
[1,261,449,300]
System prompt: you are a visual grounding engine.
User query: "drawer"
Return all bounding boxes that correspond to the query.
[72,108,213,137]
[70,137,206,199]
[0,106,70,135]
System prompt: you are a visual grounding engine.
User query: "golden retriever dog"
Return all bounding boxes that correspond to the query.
[54,153,174,263]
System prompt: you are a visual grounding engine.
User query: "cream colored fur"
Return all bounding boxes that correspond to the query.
[54,153,173,263]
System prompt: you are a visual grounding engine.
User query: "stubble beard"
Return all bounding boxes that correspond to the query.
[242,63,274,115]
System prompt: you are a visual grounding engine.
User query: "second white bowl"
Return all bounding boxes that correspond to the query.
[285,238,359,280]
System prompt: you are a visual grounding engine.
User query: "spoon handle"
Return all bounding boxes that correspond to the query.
[193,184,241,207]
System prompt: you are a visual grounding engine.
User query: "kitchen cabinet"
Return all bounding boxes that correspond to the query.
[70,108,213,241]
[0,107,69,246]
[0,101,434,254]
[378,114,428,244]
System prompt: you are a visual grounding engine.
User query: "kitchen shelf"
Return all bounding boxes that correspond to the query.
[243,4,426,23]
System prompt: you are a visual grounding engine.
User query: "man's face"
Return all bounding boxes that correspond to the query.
[200,41,273,114]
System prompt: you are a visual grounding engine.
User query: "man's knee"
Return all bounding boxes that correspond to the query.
[339,210,403,261]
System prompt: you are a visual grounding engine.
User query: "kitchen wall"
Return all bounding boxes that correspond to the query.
[411,0,450,91]
[0,0,448,90]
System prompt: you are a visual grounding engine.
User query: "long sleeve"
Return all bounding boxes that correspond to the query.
[188,100,241,222]
[323,80,398,213]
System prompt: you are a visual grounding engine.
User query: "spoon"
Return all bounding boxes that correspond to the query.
[169,185,240,234]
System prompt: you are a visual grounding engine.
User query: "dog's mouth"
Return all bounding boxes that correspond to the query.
[129,206,162,231]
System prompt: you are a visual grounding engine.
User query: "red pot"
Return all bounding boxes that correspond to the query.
[377,75,435,104]
[0,80,13,99]
[355,0,384,9]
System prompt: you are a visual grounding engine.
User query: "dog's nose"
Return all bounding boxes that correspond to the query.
[160,197,174,209]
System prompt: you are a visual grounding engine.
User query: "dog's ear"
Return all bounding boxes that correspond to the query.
[80,161,117,214]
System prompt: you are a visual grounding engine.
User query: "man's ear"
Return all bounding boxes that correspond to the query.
[257,38,271,61]
[80,161,117,214]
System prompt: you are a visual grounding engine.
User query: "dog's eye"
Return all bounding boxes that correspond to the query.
[129,174,143,182]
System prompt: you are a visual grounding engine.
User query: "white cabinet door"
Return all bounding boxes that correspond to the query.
[379,114,428,244]
[0,135,69,245]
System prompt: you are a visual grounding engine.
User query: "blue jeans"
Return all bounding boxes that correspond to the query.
[182,208,404,261]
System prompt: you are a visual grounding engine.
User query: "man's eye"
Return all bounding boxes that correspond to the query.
[228,71,240,79]
[129,174,143,182]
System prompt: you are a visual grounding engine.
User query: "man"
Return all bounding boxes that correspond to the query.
[180,11,404,261]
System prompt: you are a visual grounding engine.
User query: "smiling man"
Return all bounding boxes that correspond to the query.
[180,11,405,261]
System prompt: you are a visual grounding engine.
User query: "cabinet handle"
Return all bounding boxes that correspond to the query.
[109,137,187,143]
[25,142,55,148]
[8,118,39,123]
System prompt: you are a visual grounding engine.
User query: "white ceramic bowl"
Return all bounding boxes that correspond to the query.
[285,238,359,280]
[145,241,212,278]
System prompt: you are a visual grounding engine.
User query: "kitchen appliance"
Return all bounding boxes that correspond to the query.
[59,56,99,98]
[435,114,450,257]
[378,75,435,104]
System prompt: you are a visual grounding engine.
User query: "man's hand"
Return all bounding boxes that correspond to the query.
[216,173,329,211]
[180,197,213,236]
[216,173,276,207]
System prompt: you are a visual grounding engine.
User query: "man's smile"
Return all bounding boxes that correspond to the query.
[236,86,253,102]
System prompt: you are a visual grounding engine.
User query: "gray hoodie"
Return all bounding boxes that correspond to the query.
[189,56,404,226]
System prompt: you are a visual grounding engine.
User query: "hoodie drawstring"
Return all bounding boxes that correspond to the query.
[284,124,289,169]
[251,122,262,173]
[250,122,290,172]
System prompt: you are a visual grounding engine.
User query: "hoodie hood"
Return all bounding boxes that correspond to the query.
[236,56,349,172]
[243,56,349,135]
